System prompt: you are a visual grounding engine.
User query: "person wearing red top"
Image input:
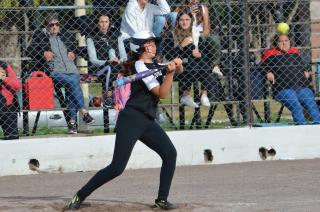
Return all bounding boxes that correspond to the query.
[261,44,300,63]
[0,61,21,140]
[260,34,320,124]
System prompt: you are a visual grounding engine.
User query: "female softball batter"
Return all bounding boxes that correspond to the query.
[66,31,183,210]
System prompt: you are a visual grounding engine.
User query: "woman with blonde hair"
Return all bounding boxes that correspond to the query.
[176,0,223,78]
[165,9,236,125]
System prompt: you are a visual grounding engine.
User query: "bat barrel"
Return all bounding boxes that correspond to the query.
[112,67,167,88]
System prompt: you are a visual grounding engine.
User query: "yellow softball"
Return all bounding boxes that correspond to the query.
[277,22,290,35]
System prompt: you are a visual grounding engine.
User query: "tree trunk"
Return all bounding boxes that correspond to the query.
[0,25,21,76]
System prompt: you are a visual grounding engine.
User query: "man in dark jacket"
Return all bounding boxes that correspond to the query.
[27,13,95,134]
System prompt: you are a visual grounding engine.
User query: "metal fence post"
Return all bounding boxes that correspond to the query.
[75,0,90,132]
[242,0,253,126]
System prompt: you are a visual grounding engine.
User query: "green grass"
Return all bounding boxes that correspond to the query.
[89,84,103,97]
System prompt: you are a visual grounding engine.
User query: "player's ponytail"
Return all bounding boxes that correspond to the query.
[120,60,134,76]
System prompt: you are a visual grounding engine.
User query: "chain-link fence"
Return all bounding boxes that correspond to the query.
[0,0,319,138]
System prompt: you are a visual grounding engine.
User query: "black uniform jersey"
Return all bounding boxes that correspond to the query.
[125,60,166,119]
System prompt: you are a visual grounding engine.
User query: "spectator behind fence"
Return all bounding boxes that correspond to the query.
[0,61,21,140]
[165,9,212,107]
[87,14,120,68]
[260,34,320,124]
[118,0,176,61]
[87,14,121,106]
[27,12,95,134]
[165,9,237,125]
[175,0,223,78]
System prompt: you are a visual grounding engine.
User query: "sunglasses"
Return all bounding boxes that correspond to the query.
[48,22,60,28]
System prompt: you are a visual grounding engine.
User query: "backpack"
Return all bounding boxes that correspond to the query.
[113,73,131,112]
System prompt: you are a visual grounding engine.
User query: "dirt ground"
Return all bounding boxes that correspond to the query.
[0,159,320,212]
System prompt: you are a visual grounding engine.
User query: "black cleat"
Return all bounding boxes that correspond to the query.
[65,193,82,210]
[152,199,177,210]
[82,113,95,124]
[68,122,78,134]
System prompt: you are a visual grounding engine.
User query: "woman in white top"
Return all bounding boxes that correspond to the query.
[118,0,175,61]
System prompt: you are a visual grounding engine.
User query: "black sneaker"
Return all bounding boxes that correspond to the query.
[4,135,19,140]
[83,113,95,124]
[68,122,78,134]
[152,199,177,210]
[65,193,82,210]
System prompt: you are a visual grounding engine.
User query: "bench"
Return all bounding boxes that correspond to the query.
[21,69,113,135]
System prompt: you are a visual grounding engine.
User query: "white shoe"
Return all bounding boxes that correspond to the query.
[180,95,199,108]
[212,66,224,78]
[201,94,211,107]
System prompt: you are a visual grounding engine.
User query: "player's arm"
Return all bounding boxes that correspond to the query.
[135,59,182,99]
[153,0,170,15]
[151,58,183,99]
[201,5,210,36]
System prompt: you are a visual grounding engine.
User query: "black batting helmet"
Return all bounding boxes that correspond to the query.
[130,31,161,55]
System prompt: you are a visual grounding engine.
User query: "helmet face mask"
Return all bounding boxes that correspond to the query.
[130,31,161,55]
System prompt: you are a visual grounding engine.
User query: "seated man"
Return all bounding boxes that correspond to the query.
[0,61,21,140]
[260,34,320,124]
[27,12,95,134]
[118,0,177,61]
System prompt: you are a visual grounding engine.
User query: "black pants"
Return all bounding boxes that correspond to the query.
[178,70,225,102]
[78,107,177,201]
[0,109,19,139]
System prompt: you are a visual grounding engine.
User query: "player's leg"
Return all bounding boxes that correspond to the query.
[140,121,177,210]
[66,108,146,210]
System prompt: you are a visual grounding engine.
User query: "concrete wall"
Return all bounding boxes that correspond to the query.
[311,1,320,20]
[0,125,319,176]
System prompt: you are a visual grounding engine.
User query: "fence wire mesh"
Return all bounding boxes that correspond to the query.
[0,0,319,137]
